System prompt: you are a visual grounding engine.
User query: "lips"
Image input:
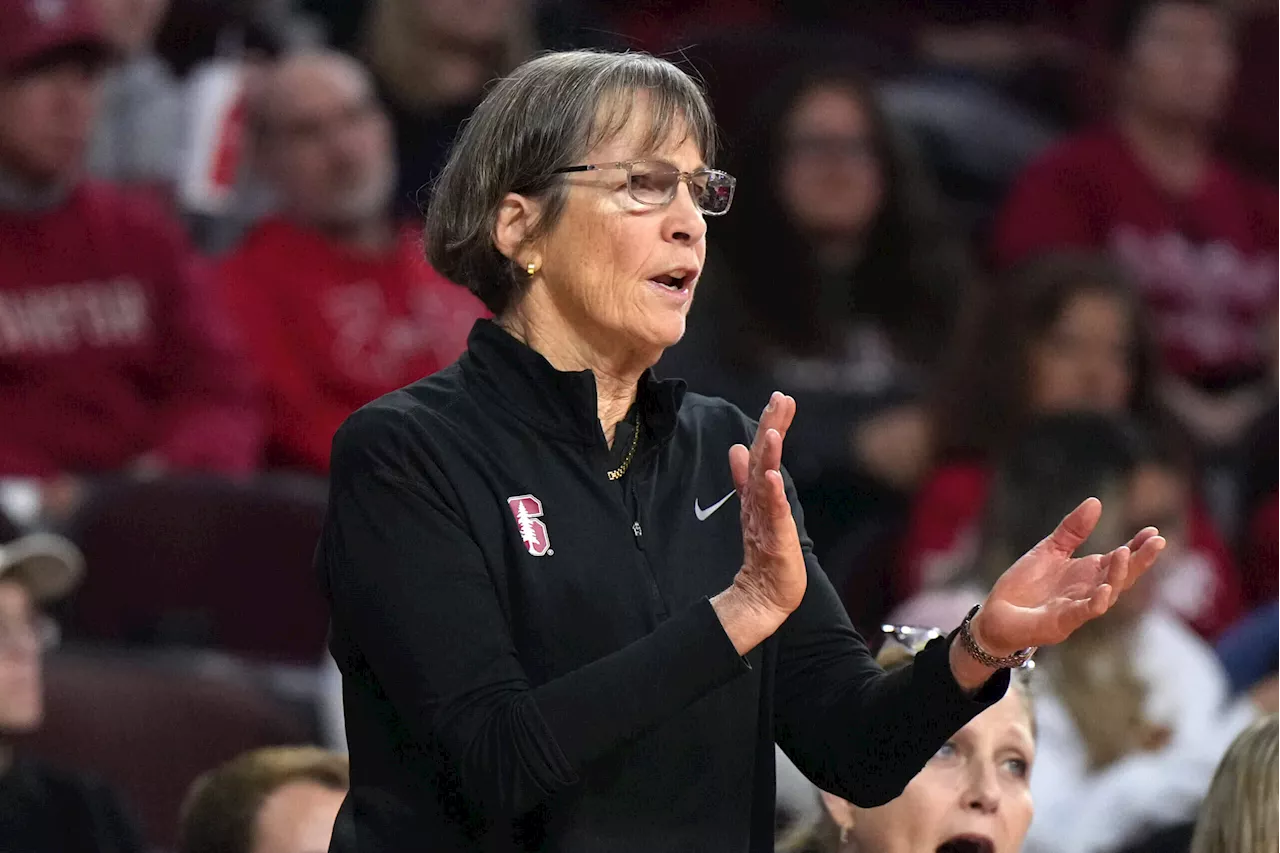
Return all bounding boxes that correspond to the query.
[937,834,995,853]
[646,266,699,292]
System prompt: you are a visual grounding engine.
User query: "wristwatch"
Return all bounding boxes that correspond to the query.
[960,604,1037,669]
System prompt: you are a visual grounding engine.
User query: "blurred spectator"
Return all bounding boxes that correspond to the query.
[86,0,182,191]
[0,0,261,479]
[219,51,485,473]
[777,641,1036,853]
[662,65,972,535]
[359,0,535,217]
[1213,602,1278,704]
[0,515,145,853]
[991,0,1277,453]
[1189,713,1278,853]
[897,413,1262,853]
[178,746,348,853]
[905,253,1243,640]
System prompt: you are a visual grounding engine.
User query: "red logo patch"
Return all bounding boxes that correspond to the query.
[507,494,551,556]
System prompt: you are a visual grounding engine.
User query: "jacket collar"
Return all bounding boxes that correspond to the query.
[459,319,686,446]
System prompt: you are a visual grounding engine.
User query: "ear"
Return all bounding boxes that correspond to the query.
[493,192,542,267]
[819,789,856,833]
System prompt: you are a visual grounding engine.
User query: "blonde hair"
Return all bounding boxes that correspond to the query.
[1190,714,1279,853]
[360,0,535,109]
[178,746,349,853]
[775,642,1035,853]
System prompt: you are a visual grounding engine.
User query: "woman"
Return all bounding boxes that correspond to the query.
[1190,713,1279,853]
[777,641,1037,853]
[318,50,1164,852]
[899,252,1241,640]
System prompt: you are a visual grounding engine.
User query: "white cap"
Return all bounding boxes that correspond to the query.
[0,532,84,604]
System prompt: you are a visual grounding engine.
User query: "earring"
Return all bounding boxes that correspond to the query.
[840,825,853,846]
[526,259,540,276]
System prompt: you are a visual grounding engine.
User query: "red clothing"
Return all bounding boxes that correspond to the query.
[0,182,261,476]
[1241,492,1278,607]
[991,125,1278,386]
[217,218,487,473]
[901,460,1245,639]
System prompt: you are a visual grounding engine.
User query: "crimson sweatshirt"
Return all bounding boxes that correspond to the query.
[217,218,487,473]
[992,125,1278,387]
[0,181,261,476]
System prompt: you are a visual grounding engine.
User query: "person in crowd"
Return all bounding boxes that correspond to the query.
[86,0,181,191]
[1214,602,1278,706]
[897,413,1262,853]
[358,0,535,217]
[902,252,1242,640]
[660,65,973,556]
[178,746,348,853]
[0,0,261,479]
[218,50,486,473]
[0,514,145,853]
[1189,713,1278,853]
[319,49,1165,851]
[991,0,1277,453]
[777,640,1037,853]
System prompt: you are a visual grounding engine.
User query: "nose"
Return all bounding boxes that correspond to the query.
[962,761,1002,815]
[662,179,707,246]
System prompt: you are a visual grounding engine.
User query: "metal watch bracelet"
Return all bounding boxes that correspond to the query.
[959,604,1036,669]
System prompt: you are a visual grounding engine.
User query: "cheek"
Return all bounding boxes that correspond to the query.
[1005,787,1035,838]
[857,772,951,848]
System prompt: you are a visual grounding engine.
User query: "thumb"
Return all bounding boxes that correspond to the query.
[1045,497,1102,556]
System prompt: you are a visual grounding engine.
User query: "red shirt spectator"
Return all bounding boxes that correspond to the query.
[218,52,485,473]
[219,218,483,472]
[901,459,1243,640]
[992,124,1277,386]
[0,183,260,476]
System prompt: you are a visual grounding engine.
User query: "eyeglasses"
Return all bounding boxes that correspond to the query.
[551,159,737,215]
[881,623,1036,675]
[0,614,61,656]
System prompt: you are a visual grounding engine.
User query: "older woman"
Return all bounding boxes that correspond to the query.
[318,50,1165,852]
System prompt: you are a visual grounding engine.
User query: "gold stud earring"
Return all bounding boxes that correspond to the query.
[526,260,540,276]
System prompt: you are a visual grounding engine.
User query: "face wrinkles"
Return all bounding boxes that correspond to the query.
[516,94,709,378]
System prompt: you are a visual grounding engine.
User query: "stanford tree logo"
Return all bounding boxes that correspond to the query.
[507,494,551,556]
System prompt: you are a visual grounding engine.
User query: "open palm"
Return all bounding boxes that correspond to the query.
[974,497,1166,657]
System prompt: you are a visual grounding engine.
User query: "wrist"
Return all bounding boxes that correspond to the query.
[968,606,1018,660]
[710,585,786,656]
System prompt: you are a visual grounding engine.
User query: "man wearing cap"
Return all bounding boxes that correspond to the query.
[0,513,144,852]
[0,0,262,480]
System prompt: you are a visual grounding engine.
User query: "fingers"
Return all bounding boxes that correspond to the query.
[729,444,750,494]
[751,393,795,471]
[1126,526,1161,554]
[1102,545,1131,603]
[1045,497,1103,556]
[1125,532,1167,589]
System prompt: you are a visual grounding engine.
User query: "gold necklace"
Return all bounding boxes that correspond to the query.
[606,417,640,481]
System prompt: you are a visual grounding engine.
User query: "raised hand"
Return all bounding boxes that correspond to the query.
[711,392,807,654]
[970,497,1166,658]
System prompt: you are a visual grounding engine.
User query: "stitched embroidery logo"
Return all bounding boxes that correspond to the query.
[507,494,551,556]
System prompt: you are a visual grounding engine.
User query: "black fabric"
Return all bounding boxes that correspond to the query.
[0,758,144,853]
[319,318,1009,852]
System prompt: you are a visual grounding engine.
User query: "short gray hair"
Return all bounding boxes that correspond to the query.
[425,50,718,316]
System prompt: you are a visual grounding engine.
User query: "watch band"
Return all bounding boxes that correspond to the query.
[960,604,1037,669]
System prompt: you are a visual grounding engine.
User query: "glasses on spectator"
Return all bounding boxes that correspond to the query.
[881,623,1036,675]
[552,160,737,215]
[0,614,61,656]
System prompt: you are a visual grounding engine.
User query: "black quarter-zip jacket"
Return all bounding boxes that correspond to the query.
[320,319,1007,853]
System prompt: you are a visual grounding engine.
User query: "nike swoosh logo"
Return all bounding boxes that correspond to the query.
[694,490,737,521]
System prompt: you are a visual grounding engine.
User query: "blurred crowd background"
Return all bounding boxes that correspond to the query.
[0,0,1276,851]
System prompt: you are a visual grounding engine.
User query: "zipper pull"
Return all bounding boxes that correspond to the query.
[632,521,643,538]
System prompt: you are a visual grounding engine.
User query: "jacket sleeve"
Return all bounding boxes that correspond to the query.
[773,468,1009,808]
[143,207,263,473]
[322,407,751,817]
